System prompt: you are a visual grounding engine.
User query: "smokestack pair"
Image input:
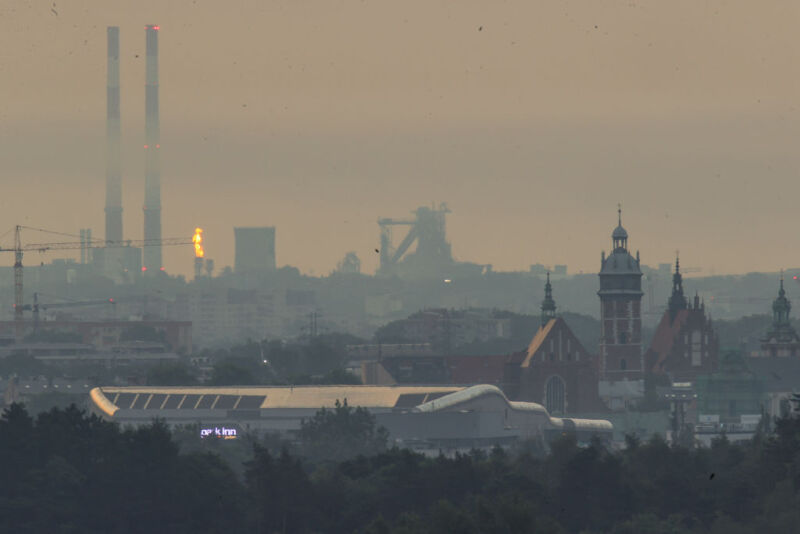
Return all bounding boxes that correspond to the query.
[105,25,162,271]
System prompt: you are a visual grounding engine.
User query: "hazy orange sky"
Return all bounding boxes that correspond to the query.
[1,1,799,277]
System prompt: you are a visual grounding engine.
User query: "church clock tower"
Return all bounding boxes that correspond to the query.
[598,208,644,409]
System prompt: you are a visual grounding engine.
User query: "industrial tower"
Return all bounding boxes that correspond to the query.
[143,24,162,271]
[105,27,123,246]
[377,203,453,278]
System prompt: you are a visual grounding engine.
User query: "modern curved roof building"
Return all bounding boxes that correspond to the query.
[90,384,612,449]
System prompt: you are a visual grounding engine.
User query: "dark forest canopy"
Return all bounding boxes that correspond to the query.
[3,403,800,533]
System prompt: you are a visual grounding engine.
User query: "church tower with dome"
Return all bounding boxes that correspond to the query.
[597,207,645,409]
[759,275,800,357]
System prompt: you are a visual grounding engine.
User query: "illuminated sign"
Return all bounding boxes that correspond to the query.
[200,426,238,440]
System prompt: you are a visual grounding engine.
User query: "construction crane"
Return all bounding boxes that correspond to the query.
[21,292,119,335]
[0,225,192,326]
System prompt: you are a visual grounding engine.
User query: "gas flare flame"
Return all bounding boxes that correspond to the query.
[192,227,204,258]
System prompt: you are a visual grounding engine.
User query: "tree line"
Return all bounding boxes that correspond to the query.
[3,401,800,533]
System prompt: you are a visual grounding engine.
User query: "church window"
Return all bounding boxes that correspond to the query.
[618,320,629,334]
[549,352,555,362]
[619,331,628,344]
[620,358,627,370]
[691,331,702,366]
[545,375,566,415]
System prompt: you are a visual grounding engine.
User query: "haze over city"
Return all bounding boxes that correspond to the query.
[8,2,800,532]
[2,1,800,277]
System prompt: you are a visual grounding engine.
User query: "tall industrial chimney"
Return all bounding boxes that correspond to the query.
[105,27,123,245]
[143,24,162,272]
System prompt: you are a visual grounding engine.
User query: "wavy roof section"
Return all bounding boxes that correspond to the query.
[416,384,613,431]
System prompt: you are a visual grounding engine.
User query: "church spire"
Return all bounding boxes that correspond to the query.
[773,272,791,328]
[667,254,688,320]
[541,272,557,327]
[612,204,628,251]
[761,271,800,349]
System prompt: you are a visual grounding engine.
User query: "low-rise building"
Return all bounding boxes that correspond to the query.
[747,357,800,419]
[0,341,180,368]
[2,375,94,407]
[89,383,613,451]
[0,320,192,354]
[695,351,764,422]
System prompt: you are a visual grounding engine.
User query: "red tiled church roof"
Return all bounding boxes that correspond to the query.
[648,309,690,372]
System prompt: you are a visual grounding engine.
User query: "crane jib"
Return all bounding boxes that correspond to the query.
[1,225,194,337]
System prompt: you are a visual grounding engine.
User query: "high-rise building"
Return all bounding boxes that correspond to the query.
[234,227,277,275]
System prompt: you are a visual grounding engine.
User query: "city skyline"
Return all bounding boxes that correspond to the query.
[2,1,799,277]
